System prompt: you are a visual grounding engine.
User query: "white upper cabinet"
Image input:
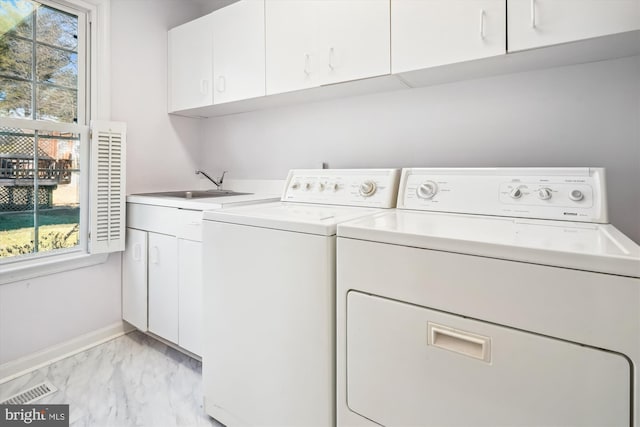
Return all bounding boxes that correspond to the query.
[266,0,391,96]
[321,0,391,85]
[168,0,640,116]
[265,1,324,94]
[168,14,214,112]
[212,0,266,104]
[508,0,640,52]
[392,0,506,73]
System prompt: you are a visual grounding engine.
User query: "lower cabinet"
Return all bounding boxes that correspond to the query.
[122,204,204,356]
[122,228,148,332]
[148,232,179,344]
[177,239,203,355]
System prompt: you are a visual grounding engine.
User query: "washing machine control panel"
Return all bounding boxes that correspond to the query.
[282,169,401,208]
[398,168,608,223]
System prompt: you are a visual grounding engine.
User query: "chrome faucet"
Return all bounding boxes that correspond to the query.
[195,170,227,189]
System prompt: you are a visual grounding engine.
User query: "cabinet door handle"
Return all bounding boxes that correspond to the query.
[328,47,335,70]
[133,243,142,262]
[304,53,311,76]
[479,9,486,39]
[200,79,209,95]
[531,0,537,28]
[217,75,226,93]
[150,246,159,264]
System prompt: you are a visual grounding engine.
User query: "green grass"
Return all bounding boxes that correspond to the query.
[0,208,80,258]
[0,207,80,230]
[1,223,78,244]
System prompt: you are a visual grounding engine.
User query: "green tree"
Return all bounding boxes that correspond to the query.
[0,0,33,35]
[1,0,78,123]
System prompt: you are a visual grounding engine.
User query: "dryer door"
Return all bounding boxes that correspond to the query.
[346,291,630,426]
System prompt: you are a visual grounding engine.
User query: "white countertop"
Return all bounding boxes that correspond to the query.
[126,179,285,210]
[126,192,280,210]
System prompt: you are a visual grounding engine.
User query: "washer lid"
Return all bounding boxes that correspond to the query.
[203,201,381,236]
[338,210,640,277]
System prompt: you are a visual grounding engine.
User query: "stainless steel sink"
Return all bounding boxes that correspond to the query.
[135,190,252,199]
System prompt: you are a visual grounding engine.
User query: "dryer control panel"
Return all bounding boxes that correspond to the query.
[398,168,608,223]
[282,169,401,208]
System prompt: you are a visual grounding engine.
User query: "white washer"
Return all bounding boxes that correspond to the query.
[202,169,400,427]
[337,167,640,427]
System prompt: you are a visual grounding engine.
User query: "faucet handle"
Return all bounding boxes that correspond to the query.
[219,171,228,185]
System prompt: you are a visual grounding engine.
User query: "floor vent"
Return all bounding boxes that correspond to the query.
[0,381,58,405]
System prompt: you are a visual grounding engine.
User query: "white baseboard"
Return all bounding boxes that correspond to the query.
[0,321,134,384]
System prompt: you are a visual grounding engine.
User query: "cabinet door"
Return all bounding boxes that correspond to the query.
[392,0,506,73]
[178,239,203,356]
[122,228,148,331]
[508,0,640,52]
[320,0,391,85]
[212,0,266,104]
[266,0,391,95]
[168,14,214,112]
[148,233,179,344]
[266,0,321,95]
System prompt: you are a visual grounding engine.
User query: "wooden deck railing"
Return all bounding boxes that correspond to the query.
[0,159,74,184]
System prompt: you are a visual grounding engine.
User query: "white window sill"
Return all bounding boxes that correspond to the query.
[0,252,110,285]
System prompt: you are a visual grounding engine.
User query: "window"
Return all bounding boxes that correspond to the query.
[1,0,86,262]
[0,0,121,271]
[0,0,84,123]
[0,125,85,259]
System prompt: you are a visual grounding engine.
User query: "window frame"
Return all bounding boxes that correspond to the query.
[0,0,111,283]
[0,116,89,257]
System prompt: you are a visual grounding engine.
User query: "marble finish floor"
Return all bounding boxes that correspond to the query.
[0,331,222,427]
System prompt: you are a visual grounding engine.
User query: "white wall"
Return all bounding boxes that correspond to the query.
[201,55,640,243]
[0,255,122,365]
[111,0,205,194]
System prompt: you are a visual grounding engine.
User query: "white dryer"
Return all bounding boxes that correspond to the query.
[201,169,400,427]
[337,167,640,427]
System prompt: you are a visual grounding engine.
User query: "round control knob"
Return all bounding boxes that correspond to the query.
[569,189,584,201]
[303,182,312,191]
[331,183,339,192]
[317,183,325,192]
[509,187,523,199]
[359,180,377,197]
[416,181,438,200]
[537,187,552,200]
[291,182,300,190]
